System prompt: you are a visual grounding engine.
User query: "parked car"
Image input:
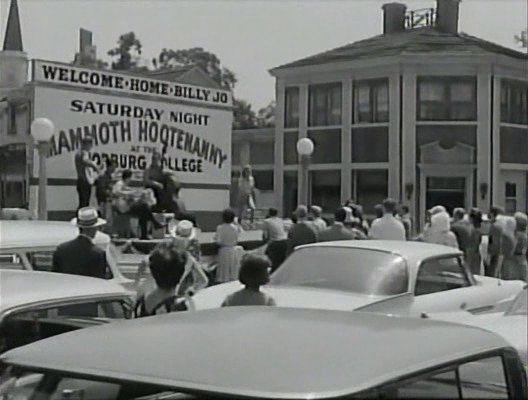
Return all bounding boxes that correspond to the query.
[430,285,528,366]
[0,308,525,399]
[191,241,525,315]
[0,270,133,354]
[0,220,134,290]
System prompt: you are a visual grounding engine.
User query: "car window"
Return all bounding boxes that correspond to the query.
[360,355,510,399]
[390,369,460,398]
[0,370,225,400]
[270,247,409,296]
[415,256,470,296]
[25,251,54,272]
[0,300,129,353]
[0,254,24,270]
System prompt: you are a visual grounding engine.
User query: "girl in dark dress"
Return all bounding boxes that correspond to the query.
[134,243,188,317]
[466,208,483,275]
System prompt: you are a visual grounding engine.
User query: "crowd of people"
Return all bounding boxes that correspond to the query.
[259,198,528,284]
[53,192,528,318]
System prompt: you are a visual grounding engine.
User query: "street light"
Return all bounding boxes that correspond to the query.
[31,118,55,220]
[296,137,314,206]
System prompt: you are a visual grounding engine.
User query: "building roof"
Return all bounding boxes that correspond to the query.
[1,307,508,398]
[0,270,129,316]
[271,27,528,72]
[2,0,23,51]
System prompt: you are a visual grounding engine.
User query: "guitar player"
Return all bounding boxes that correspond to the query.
[75,137,100,210]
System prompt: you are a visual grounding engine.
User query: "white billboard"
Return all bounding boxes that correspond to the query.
[33,86,232,185]
[30,65,233,216]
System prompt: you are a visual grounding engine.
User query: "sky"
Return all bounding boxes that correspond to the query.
[1,0,527,110]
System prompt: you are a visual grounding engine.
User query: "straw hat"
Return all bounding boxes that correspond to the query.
[71,207,106,228]
[170,219,196,240]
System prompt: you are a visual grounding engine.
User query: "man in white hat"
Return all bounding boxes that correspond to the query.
[52,206,109,279]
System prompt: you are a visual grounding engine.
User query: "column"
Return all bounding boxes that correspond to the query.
[388,70,401,201]
[476,66,492,210]
[341,79,352,203]
[491,76,502,207]
[297,84,309,205]
[274,79,285,214]
[401,69,417,221]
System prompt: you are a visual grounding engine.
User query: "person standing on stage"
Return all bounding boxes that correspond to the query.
[237,165,256,223]
[143,151,166,211]
[75,137,100,209]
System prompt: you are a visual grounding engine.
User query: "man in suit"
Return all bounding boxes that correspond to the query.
[52,206,109,279]
[451,208,472,256]
[287,205,318,256]
[319,208,357,242]
[75,137,99,210]
[486,205,504,277]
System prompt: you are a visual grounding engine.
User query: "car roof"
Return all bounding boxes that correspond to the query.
[0,220,108,252]
[0,270,128,315]
[1,307,509,399]
[298,240,462,268]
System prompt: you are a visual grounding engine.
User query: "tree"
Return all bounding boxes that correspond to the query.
[515,28,527,48]
[153,47,237,90]
[108,32,143,71]
[256,101,276,128]
[233,99,258,129]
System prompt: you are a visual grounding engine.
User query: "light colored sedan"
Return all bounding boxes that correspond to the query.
[191,241,525,316]
[0,220,134,290]
[0,308,526,399]
[431,286,528,366]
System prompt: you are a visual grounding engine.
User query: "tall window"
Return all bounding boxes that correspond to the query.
[355,170,388,215]
[308,83,342,127]
[284,87,300,128]
[417,77,477,121]
[501,80,528,125]
[353,79,389,123]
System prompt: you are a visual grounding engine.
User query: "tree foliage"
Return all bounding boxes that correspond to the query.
[256,101,276,128]
[107,32,143,71]
[153,47,237,90]
[233,99,258,129]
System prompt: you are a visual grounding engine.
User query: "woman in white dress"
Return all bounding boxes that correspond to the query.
[423,211,459,249]
[215,208,244,283]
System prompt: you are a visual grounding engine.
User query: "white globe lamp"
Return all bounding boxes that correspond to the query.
[31,118,55,220]
[296,137,314,156]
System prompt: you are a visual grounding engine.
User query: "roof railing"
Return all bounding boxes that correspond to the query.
[405,8,437,29]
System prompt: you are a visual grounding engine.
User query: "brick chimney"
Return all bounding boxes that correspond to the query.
[382,3,407,34]
[436,0,461,34]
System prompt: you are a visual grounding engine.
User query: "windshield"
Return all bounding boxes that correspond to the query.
[270,247,409,296]
[0,369,230,400]
[505,288,527,316]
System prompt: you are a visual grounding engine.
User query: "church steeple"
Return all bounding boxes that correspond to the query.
[3,0,23,51]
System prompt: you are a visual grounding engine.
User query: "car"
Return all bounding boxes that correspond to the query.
[0,308,525,399]
[0,270,133,354]
[191,240,525,316]
[430,285,528,366]
[0,220,134,290]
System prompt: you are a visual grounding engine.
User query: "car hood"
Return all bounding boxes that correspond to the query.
[191,282,387,311]
[431,311,528,366]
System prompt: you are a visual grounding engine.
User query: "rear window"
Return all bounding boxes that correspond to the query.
[270,247,409,296]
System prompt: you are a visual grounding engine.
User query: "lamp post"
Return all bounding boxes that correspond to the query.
[31,118,55,220]
[296,137,314,206]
